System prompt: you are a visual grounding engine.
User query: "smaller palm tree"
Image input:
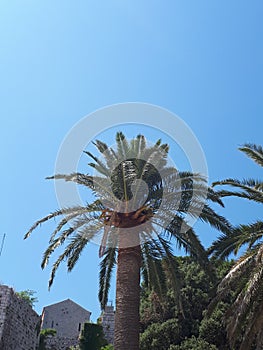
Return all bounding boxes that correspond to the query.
[210,143,263,350]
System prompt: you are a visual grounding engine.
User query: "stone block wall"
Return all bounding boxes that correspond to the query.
[0,285,40,350]
[44,335,79,350]
[101,305,115,345]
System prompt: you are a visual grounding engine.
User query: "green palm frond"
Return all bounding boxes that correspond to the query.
[46,172,94,187]
[67,230,97,271]
[199,205,232,234]
[213,178,263,204]
[225,263,263,349]
[239,301,263,350]
[140,235,184,314]
[116,131,130,159]
[84,150,111,177]
[48,213,82,244]
[239,178,263,190]
[99,240,117,309]
[24,203,103,239]
[239,143,263,167]
[212,144,263,206]
[206,187,225,206]
[140,237,163,287]
[141,242,167,298]
[47,173,117,202]
[137,134,146,154]
[42,216,103,269]
[92,139,118,170]
[215,188,263,204]
[41,227,74,269]
[162,216,209,267]
[46,222,103,288]
[210,221,263,259]
[210,143,263,349]
[158,237,184,315]
[218,252,255,291]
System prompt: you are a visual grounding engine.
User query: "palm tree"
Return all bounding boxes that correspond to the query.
[210,143,263,350]
[25,132,231,350]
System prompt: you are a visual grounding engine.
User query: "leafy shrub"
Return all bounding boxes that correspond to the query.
[169,336,218,350]
[140,318,181,350]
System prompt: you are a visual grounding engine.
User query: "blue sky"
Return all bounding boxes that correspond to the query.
[0,0,262,320]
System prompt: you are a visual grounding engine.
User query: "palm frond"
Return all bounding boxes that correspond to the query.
[99,240,117,309]
[226,265,263,348]
[41,227,74,269]
[47,224,102,288]
[84,150,110,176]
[141,242,167,298]
[210,221,263,259]
[239,143,263,167]
[158,237,184,315]
[46,172,94,187]
[116,131,130,159]
[42,216,102,268]
[93,139,118,170]
[24,204,102,239]
[162,216,209,268]
[199,205,233,234]
[239,301,263,350]
[213,177,263,204]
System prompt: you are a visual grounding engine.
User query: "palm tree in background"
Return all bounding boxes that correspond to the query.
[25,132,231,350]
[210,144,263,350]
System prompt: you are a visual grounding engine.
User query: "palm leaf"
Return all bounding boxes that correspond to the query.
[239,143,263,167]
[99,238,117,309]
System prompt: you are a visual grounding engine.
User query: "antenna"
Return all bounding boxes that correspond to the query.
[0,234,6,257]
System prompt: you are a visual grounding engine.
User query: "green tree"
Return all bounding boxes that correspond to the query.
[140,318,182,350]
[199,302,230,350]
[16,289,38,308]
[210,143,263,350]
[169,336,218,350]
[140,257,232,349]
[25,133,231,350]
[79,323,107,350]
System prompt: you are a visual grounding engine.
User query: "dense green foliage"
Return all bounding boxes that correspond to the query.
[140,318,182,350]
[140,256,233,349]
[79,323,107,350]
[169,336,217,350]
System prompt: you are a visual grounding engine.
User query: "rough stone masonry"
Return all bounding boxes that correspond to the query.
[0,285,40,350]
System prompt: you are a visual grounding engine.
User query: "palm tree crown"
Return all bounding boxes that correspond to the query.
[210,143,263,350]
[25,132,231,350]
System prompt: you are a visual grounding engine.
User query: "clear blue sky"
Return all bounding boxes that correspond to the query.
[0,0,262,321]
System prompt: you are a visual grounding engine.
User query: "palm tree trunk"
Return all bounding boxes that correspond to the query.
[114,231,141,350]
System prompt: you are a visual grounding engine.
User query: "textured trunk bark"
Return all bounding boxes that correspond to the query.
[114,232,141,350]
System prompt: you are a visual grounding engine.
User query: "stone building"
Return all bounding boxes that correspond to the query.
[0,286,115,350]
[100,305,115,345]
[0,284,40,350]
[41,299,91,349]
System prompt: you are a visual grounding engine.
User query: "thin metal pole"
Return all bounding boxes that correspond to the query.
[0,233,6,257]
